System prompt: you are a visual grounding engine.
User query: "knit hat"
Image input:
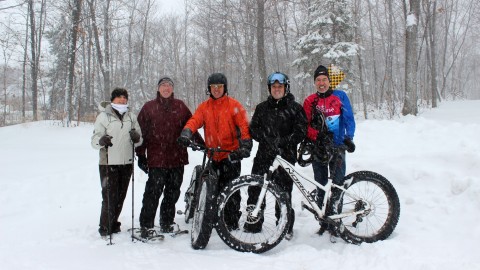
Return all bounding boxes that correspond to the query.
[313,65,329,81]
[110,88,128,101]
[157,77,174,86]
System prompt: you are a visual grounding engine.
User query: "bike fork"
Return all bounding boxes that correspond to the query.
[250,174,270,218]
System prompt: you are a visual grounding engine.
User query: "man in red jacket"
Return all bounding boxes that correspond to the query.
[177,73,252,230]
[136,77,203,236]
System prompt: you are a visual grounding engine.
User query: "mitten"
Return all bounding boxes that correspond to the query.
[129,129,141,143]
[99,135,113,147]
[177,129,193,147]
[343,137,356,153]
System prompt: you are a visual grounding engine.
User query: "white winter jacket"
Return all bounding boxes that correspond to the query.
[91,101,142,165]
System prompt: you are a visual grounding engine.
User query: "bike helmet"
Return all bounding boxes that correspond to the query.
[206,73,228,97]
[267,72,290,94]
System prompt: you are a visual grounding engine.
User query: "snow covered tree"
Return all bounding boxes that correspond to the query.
[293,0,359,84]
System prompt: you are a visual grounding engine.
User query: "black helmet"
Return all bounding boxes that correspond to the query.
[267,72,290,94]
[206,73,228,97]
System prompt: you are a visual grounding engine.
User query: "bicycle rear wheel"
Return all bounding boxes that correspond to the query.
[215,175,291,253]
[191,175,218,249]
[338,171,400,244]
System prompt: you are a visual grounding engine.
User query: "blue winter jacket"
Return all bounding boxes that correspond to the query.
[303,89,355,146]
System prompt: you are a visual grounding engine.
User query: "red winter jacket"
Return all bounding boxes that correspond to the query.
[136,93,203,168]
[184,95,251,161]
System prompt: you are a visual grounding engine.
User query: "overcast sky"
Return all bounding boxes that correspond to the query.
[160,0,184,14]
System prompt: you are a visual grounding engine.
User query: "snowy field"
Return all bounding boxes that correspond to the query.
[1,100,479,270]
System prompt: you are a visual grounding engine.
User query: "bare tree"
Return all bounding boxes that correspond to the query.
[402,0,420,116]
[65,0,83,126]
[28,0,38,120]
[256,0,267,102]
[423,0,439,108]
[87,0,111,101]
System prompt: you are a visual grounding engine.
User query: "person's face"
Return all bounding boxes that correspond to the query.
[210,84,225,99]
[314,75,330,93]
[158,81,174,98]
[270,82,285,100]
[112,95,128,104]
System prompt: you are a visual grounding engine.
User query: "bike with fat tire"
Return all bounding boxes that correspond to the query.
[181,141,231,250]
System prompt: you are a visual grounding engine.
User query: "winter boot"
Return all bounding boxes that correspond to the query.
[98,226,109,237]
[160,223,175,233]
[140,227,156,239]
[112,222,121,234]
[285,230,294,240]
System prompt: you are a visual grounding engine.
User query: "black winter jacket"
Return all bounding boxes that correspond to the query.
[250,93,307,175]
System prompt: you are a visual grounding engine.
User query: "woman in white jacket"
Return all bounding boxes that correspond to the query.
[91,88,142,237]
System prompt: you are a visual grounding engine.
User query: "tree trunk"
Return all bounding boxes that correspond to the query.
[367,0,379,108]
[102,0,111,99]
[256,0,267,102]
[402,0,420,116]
[427,0,439,108]
[87,0,110,101]
[66,0,83,125]
[22,4,30,122]
[28,0,38,121]
[221,0,227,71]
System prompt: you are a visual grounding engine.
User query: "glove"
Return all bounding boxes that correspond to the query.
[228,150,244,161]
[228,139,252,161]
[99,135,113,147]
[343,138,356,153]
[137,155,149,174]
[177,129,192,147]
[129,129,141,143]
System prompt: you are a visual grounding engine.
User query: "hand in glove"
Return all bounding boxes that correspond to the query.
[228,139,253,161]
[137,155,149,174]
[343,137,356,153]
[177,129,192,147]
[129,129,141,143]
[99,135,113,147]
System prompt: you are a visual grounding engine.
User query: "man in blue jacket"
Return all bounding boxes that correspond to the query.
[303,65,356,236]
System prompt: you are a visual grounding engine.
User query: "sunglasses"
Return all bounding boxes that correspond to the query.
[210,84,224,89]
[268,73,287,84]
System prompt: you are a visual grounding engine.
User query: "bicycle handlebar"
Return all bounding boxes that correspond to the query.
[188,141,232,153]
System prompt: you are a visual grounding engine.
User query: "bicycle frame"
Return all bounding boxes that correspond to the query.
[190,142,232,179]
[252,155,367,224]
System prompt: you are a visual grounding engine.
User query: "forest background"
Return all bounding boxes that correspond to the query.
[1,0,479,127]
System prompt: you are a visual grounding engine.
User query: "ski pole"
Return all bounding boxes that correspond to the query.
[131,142,135,242]
[106,145,113,245]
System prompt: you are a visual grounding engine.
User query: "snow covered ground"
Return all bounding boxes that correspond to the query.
[1,100,479,270]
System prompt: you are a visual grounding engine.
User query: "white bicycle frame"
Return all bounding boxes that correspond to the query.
[251,155,367,223]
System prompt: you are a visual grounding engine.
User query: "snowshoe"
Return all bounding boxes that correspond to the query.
[129,227,165,242]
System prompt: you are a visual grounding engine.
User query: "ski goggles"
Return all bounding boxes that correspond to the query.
[210,84,224,89]
[268,73,288,84]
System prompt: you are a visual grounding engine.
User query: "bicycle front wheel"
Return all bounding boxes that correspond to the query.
[191,175,218,249]
[184,165,203,224]
[339,171,400,244]
[215,175,291,253]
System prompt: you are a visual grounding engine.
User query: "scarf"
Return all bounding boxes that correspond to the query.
[111,103,129,114]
